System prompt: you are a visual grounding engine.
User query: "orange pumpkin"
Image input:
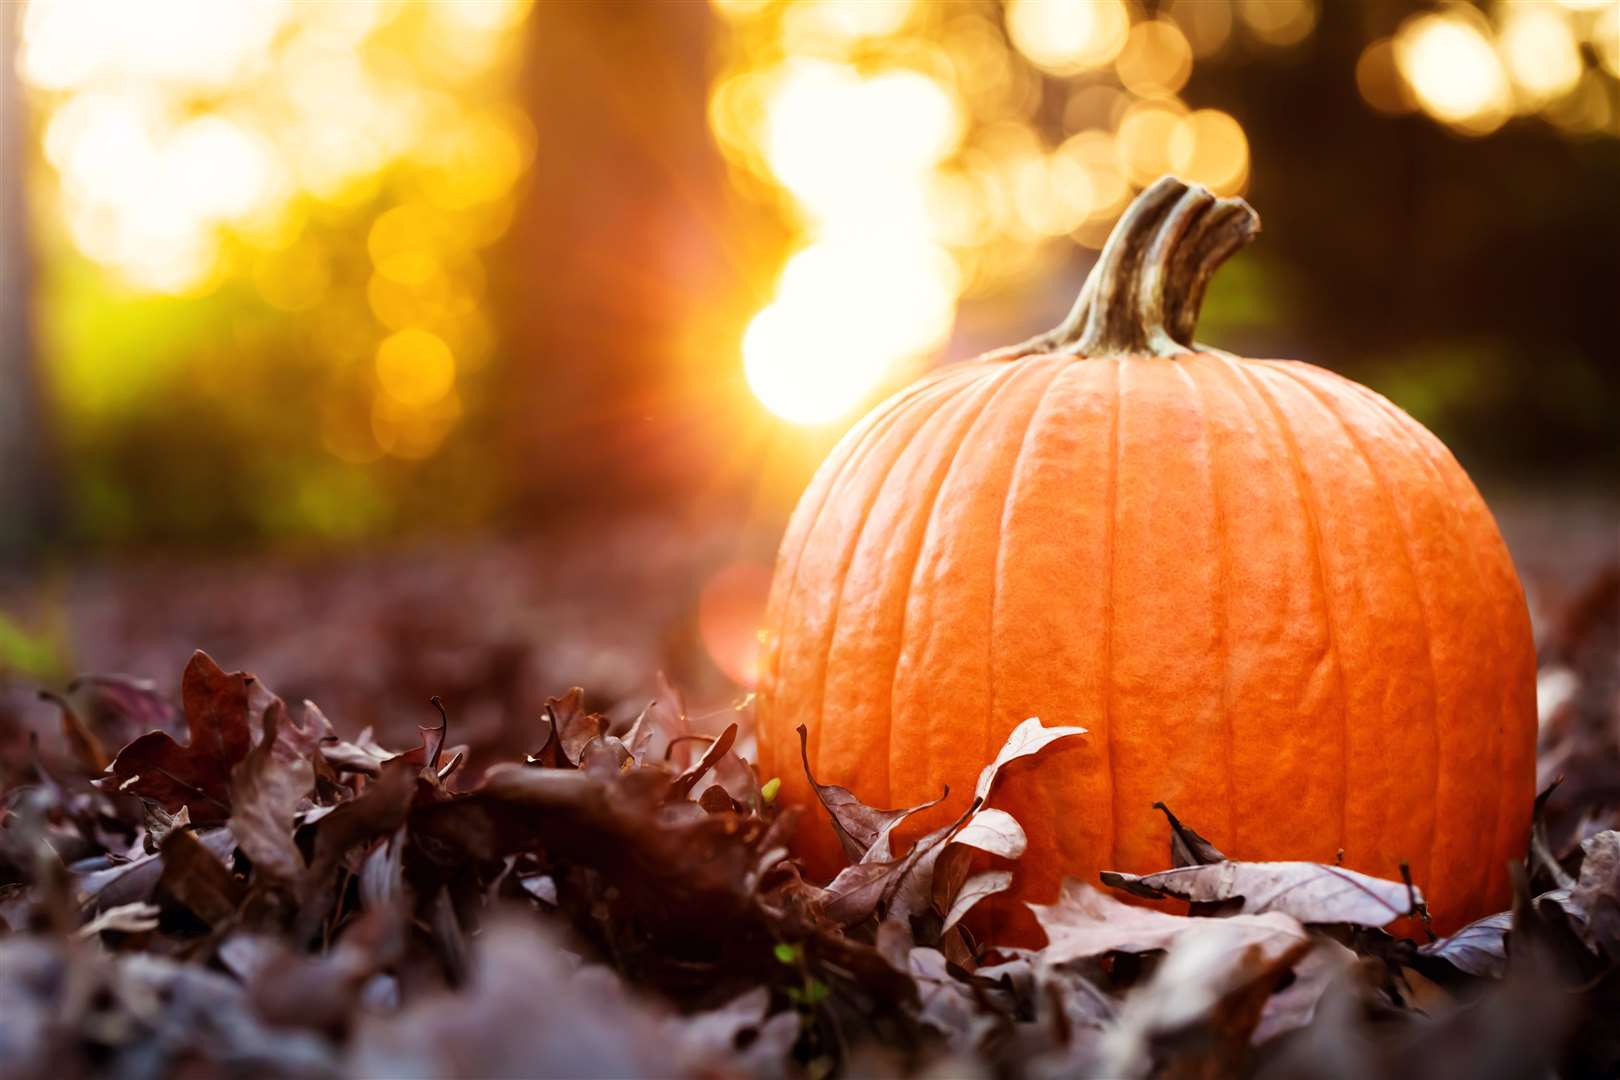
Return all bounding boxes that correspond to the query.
[755,176,1536,939]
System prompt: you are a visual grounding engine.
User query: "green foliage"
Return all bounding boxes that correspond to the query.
[0,610,67,682]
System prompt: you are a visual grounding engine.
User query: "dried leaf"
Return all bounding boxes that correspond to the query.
[158,827,245,925]
[1154,801,1226,867]
[1251,936,1358,1044]
[823,859,904,925]
[103,651,255,822]
[670,723,737,800]
[973,716,1088,803]
[797,723,944,864]
[77,901,161,938]
[302,763,418,899]
[320,724,394,777]
[79,828,236,913]
[878,807,981,927]
[1032,879,1312,966]
[709,749,762,813]
[949,807,1026,860]
[1100,859,1419,928]
[908,947,1000,1052]
[141,801,190,854]
[1571,829,1620,958]
[359,827,407,914]
[228,700,314,887]
[941,870,1013,936]
[49,673,183,775]
[1416,910,1512,978]
[1098,926,1315,1078]
[621,673,691,765]
[547,687,606,767]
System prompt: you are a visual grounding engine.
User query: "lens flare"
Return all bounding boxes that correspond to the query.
[699,561,775,686]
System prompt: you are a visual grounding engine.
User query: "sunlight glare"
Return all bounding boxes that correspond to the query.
[744,240,958,426]
[764,62,961,227]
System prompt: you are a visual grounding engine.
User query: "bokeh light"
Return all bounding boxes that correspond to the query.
[1005,0,1130,76]
[375,329,456,410]
[1394,10,1512,136]
[19,0,536,489]
[1496,4,1582,108]
[1116,19,1193,99]
[698,561,775,686]
[1356,38,1416,116]
[1237,0,1318,48]
[706,0,1273,428]
[1169,110,1250,195]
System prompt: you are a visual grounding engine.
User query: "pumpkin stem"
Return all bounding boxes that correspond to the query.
[987,175,1259,360]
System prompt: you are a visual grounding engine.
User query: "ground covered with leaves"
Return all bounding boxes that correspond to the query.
[1,561,1617,1079]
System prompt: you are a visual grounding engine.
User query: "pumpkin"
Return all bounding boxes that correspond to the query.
[754,175,1537,939]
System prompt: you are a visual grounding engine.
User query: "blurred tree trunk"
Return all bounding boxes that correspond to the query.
[0,6,56,558]
[494,2,785,517]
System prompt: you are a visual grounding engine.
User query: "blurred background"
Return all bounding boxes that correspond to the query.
[0,0,1616,752]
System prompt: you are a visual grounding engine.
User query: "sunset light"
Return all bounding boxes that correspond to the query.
[18,0,533,467]
[0,1,1616,1070]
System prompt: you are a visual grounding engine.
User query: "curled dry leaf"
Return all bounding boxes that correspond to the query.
[621,672,691,766]
[228,700,315,888]
[1417,909,1512,978]
[1032,880,1312,967]
[545,687,606,767]
[797,723,943,864]
[908,947,1002,1052]
[1153,801,1226,867]
[103,651,255,822]
[1100,859,1420,928]
[906,721,1084,935]
[670,722,738,800]
[941,870,1013,936]
[973,716,1088,803]
[1250,936,1358,1045]
[809,718,1085,939]
[949,807,1026,861]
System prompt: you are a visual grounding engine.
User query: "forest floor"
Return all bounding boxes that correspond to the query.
[0,493,1615,1078]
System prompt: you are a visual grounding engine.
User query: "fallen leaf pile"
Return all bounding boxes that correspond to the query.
[1,565,1617,1079]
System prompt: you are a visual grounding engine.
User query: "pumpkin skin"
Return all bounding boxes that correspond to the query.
[754,177,1536,941]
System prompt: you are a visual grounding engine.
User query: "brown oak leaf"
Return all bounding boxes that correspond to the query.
[103,651,255,822]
